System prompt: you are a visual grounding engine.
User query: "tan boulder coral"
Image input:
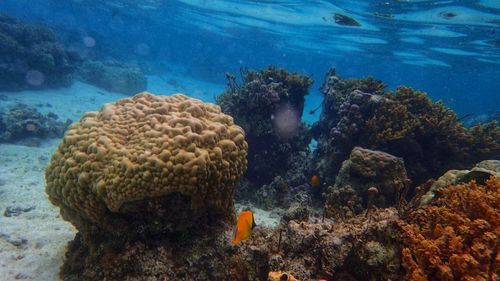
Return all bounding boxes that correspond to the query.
[324,147,409,218]
[45,92,247,239]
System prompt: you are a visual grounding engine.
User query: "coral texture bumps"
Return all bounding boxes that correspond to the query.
[45,92,247,239]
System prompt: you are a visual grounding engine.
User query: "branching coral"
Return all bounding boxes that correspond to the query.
[399,177,500,281]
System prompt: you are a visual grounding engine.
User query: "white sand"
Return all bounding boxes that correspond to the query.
[0,140,75,281]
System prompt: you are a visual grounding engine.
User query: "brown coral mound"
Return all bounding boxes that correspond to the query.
[400,177,500,281]
[324,147,409,218]
[45,92,247,240]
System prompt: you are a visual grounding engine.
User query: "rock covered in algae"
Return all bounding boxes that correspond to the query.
[45,92,247,239]
[324,147,409,218]
[420,159,500,205]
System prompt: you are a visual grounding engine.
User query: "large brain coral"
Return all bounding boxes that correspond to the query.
[45,92,247,239]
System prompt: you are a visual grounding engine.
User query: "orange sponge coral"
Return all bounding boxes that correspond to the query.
[399,177,500,281]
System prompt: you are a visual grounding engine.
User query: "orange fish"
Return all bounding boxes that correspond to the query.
[231,210,256,245]
[311,175,320,187]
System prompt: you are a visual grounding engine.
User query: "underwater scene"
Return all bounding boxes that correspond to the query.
[0,0,499,280]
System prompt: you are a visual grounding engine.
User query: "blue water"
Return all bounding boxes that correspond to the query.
[0,0,499,121]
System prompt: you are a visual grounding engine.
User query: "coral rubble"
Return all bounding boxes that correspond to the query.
[247,208,403,281]
[0,13,74,91]
[312,68,500,186]
[77,60,147,95]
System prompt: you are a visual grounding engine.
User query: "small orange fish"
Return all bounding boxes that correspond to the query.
[311,175,320,187]
[231,210,256,245]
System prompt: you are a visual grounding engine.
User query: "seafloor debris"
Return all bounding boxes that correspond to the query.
[0,13,75,91]
[3,206,35,217]
[77,59,147,95]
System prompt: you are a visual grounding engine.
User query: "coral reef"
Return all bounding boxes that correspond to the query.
[251,152,313,210]
[420,160,500,205]
[77,60,147,95]
[324,147,409,218]
[399,177,500,281]
[0,103,71,145]
[249,208,403,281]
[217,65,313,186]
[0,13,74,91]
[45,92,247,242]
[312,68,500,186]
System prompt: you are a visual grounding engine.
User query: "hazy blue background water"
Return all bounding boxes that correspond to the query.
[1,0,499,123]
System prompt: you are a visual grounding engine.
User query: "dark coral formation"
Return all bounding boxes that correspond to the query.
[0,13,74,91]
[251,152,314,210]
[0,103,71,145]
[312,68,500,186]
[399,177,500,281]
[324,147,410,218]
[217,66,313,186]
[62,230,244,280]
[77,60,147,95]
